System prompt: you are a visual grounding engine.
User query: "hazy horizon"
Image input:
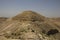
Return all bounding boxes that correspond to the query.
[0,0,60,17]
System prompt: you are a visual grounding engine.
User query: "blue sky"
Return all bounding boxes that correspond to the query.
[0,0,60,17]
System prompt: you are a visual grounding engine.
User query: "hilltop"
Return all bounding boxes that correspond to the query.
[12,11,46,21]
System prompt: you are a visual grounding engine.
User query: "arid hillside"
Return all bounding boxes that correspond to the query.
[0,11,60,40]
[48,18,60,29]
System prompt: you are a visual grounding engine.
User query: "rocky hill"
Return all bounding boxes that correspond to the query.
[0,11,60,40]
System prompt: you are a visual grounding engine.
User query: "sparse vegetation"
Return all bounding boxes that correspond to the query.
[47,29,59,36]
[31,29,35,32]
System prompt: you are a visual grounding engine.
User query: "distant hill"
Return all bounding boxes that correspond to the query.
[0,17,8,23]
[0,17,8,26]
